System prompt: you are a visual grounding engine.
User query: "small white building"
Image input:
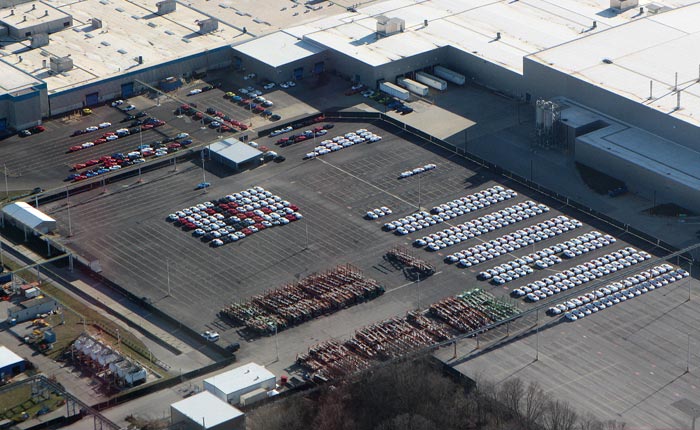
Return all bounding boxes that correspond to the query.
[171,391,245,430]
[203,362,276,405]
[1,201,56,234]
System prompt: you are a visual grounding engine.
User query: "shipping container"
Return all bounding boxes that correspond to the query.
[24,287,40,299]
[240,387,268,406]
[397,78,429,97]
[379,81,410,100]
[434,66,466,85]
[415,71,447,91]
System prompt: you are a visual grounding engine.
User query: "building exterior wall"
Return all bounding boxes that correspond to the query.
[523,57,700,151]
[231,46,329,84]
[7,17,73,39]
[575,139,700,214]
[445,47,526,98]
[8,298,58,323]
[48,46,232,115]
[0,360,26,378]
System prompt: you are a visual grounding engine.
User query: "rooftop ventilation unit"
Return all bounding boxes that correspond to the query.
[91,18,102,29]
[610,0,639,11]
[156,0,176,15]
[197,18,218,34]
[646,3,671,13]
[376,16,404,36]
[30,32,49,48]
[50,55,73,73]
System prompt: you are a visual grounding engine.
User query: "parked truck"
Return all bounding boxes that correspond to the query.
[379,81,410,100]
[434,66,466,85]
[397,78,429,97]
[415,71,447,91]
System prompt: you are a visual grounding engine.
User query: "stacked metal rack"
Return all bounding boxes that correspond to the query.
[220,264,385,336]
[385,246,436,279]
[297,288,520,381]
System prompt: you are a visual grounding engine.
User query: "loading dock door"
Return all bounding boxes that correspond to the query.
[234,56,242,70]
[121,82,134,98]
[313,61,325,74]
[85,92,99,106]
[293,67,303,80]
[0,118,6,131]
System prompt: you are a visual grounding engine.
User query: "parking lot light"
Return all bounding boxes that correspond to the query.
[268,321,279,362]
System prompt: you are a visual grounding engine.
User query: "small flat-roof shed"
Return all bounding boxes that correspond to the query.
[170,391,245,430]
[209,139,263,171]
[0,346,26,379]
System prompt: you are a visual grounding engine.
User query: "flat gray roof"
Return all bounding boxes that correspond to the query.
[234,31,325,67]
[209,138,263,164]
[529,2,700,127]
[0,59,43,95]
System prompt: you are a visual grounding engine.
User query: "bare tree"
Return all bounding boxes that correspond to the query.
[499,378,525,416]
[603,420,627,430]
[543,399,578,430]
[375,413,435,430]
[522,381,548,429]
[578,413,604,430]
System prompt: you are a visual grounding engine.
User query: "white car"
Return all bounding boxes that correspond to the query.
[201,330,220,341]
[176,133,189,139]
[85,126,99,132]
[105,135,118,141]
[263,82,276,90]
[188,89,203,95]
[111,100,124,107]
[270,129,283,136]
[123,105,136,111]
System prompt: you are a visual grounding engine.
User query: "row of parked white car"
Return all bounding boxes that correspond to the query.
[512,247,652,301]
[399,163,437,179]
[366,207,392,220]
[415,201,550,247]
[549,264,689,321]
[480,230,616,285]
[430,186,517,215]
[442,215,576,269]
[304,129,382,159]
[382,187,520,236]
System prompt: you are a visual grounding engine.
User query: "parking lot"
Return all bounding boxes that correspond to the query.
[35,116,683,368]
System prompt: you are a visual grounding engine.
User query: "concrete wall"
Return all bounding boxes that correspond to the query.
[48,46,232,115]
[445,47,526,98]
[231,47,330,84]
[575,138,700,214]
[524,57,700,151]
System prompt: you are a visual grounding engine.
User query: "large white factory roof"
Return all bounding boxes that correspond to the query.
[282,0,686,72]
[171,391,244,429]
[529,2,700,126]
[0,0,254,93]
[233,31,325,67]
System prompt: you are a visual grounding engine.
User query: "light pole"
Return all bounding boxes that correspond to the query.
[166,259,171,298]
[201,149,207,193]
[417,272,421,310]
[66,187,73,237]
[417,173,422,210]
[535,309,540,361]
[3,163,8,199]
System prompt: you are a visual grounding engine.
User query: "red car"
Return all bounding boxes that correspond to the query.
[294,135,307,143]
[276,137,289,144]
[69,145,83,152]
[194,112,204,119]
[238,124,248,131]
[73,175,88,182]
[93,138,107,145]
[141,124,154,130]
[220,125,231,132]
[85,159,99,166]
[313,126,324,133]
[72,163,87,171]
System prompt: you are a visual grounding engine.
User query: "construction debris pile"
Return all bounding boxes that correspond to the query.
[297,289,520,382]
[68,334,147,387]
[385,246,436,279]
[220,265,385,336]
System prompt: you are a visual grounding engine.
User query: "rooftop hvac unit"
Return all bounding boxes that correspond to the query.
[156,0,176,15]
[610,0,638,11]
[91,18,102,29]
[376,16,404,36]
[197,18,218,34]
[30,33,49,48]
[50,55,73,73]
